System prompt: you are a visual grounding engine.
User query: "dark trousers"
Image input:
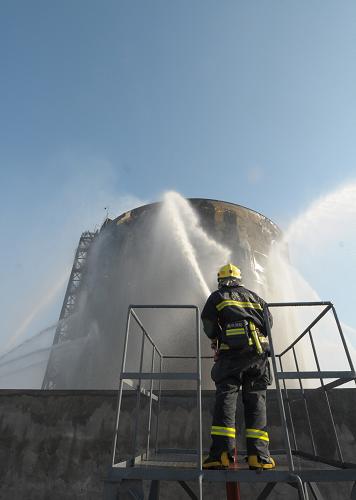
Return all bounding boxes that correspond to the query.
[209,351,272,459]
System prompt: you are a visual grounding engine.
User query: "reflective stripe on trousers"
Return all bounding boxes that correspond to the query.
[211,425,236,439]
[245,428,269,442]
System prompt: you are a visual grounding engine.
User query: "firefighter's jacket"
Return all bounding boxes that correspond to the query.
[201,284,272,350]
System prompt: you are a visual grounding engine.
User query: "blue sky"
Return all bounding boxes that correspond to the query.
[1,1,356,352]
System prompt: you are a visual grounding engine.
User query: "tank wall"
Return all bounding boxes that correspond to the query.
[188,199,281,292]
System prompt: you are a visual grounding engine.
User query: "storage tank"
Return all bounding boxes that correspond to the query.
[42,196,282,390]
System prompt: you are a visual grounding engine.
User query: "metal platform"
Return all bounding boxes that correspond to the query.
[111,450,353,474]
[104,303,356,500]
[106,450,356,496]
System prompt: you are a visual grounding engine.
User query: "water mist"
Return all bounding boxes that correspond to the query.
[2,187,355,390]
[266,182,356,381]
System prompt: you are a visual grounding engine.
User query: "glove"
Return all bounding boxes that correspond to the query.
[211,339,219,362]
[211,339,218,350]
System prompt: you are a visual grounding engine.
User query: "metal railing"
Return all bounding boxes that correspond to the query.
[110,304,204,499]
[265,301,356,475]
[106,301,356,500]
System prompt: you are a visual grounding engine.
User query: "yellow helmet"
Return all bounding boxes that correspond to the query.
[217,263,242,280]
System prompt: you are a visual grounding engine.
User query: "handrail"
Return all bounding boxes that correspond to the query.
[266,300,356,475]
[107,300,356,500]
[111,303,202,493]
[268,301,332,307]
[277,303,332,356]
[129,308,164,357]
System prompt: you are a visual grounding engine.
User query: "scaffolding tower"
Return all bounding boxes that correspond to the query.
[41,231,97,389]
[104,302,356,500]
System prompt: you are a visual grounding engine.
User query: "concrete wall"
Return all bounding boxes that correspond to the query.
[1,389,355,499]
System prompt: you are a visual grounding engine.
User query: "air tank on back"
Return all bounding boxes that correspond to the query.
[42,197,282,390]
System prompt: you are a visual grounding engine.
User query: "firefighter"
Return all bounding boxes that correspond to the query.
[201,263,275,470]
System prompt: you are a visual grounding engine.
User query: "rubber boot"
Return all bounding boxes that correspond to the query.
[247,455,276,470]
[203,451,233,469]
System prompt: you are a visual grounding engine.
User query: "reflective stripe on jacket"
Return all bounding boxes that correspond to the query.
[201,284,272,343]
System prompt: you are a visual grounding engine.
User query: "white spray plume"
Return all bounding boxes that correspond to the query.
[266,182,356,380]
[162,192,231,298]
[4,185,355,389]
[284,182,356,248]
[0,152,145,353]
[2,270,70,354]
[282,181,356,327]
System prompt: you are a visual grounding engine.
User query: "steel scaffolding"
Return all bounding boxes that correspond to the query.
[41,230,97,389]
[104,302,356,500]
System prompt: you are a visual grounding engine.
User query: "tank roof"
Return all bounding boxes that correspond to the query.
[111,197,281,234]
